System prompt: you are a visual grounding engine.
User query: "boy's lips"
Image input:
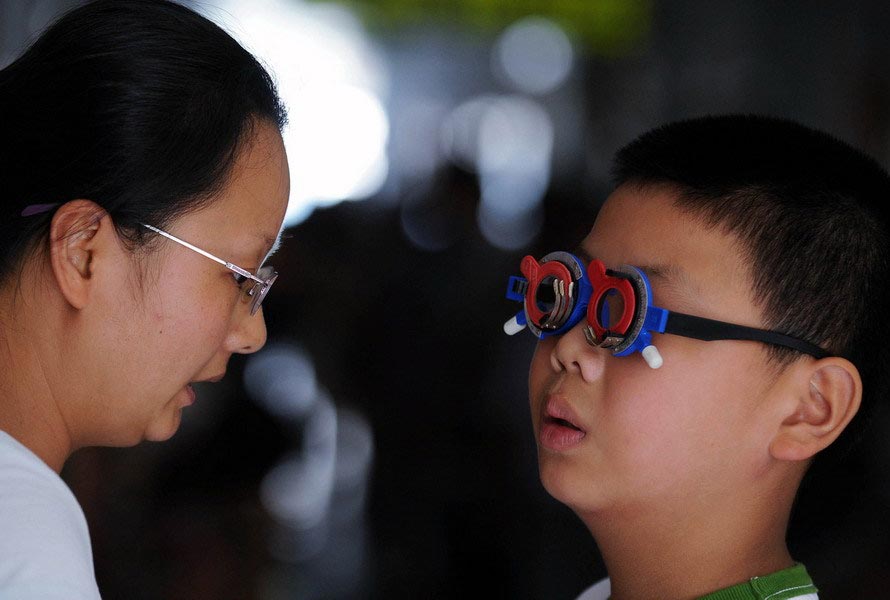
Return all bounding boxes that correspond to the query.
[540,395,587,451]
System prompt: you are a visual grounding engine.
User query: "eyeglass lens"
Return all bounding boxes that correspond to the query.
[244,265,278,315]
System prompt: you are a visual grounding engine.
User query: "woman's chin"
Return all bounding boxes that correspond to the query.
[143,408,183,443]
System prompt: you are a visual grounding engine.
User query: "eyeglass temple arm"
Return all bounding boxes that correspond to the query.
[140,223,262,283]
[663,312,829,359]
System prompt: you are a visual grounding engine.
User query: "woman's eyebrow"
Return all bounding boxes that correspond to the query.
[258,227,286,262]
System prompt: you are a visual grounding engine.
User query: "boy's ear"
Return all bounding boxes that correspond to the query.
[49,200,108,310]
[769,358,862,462]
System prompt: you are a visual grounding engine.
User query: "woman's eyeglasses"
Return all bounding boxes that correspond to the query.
[141,224,277,316]
[21,203,278,316]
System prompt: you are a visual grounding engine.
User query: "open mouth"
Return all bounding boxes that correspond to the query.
[540,398,587,450]
[540,414,586,450]
[181,384,196,407]
[544,415,583,431]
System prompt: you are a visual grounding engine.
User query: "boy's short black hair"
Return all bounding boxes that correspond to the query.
[611,114,890,458]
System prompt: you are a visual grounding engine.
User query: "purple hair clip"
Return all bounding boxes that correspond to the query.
[21,203,60,217]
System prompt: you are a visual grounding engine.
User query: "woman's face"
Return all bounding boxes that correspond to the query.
[77,121,290,445]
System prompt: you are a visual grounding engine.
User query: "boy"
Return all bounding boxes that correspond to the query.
[505,115,889,599]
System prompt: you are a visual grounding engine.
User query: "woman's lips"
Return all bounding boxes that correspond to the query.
[181,373,223,407]
[181,384,196,407]
[539,396,586,451]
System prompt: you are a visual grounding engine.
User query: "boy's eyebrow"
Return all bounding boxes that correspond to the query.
[573,245,594,264]
[572,245,695,291]
[636,263,685,283]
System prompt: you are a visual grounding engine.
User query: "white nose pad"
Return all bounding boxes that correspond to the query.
[641,345,663,369]
[503,315,526,336]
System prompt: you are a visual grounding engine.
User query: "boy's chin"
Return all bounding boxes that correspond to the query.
[538,456,605,514]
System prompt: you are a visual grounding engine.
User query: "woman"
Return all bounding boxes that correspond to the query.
[0,1,289,596]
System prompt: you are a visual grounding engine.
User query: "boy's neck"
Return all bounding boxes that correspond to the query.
[579,477,801,600]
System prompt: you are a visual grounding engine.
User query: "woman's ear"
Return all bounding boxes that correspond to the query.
[769,358,862,462]
[49,200,108,309]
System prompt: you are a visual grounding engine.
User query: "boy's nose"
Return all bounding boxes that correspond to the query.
[550,322,606,383]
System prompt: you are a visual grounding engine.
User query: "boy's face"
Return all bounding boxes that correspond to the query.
[528,183,785,516]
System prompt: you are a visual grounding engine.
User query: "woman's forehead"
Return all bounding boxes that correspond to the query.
[184,124,289,248]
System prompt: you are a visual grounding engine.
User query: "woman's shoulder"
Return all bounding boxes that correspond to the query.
[0,430,90,543]
[0,430,100,599]
[0,430,75,498]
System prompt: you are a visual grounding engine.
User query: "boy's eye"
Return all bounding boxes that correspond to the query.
[535,276,559,312]
[597,289,627,330]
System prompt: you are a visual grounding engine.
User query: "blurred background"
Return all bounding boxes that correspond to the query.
[3,0,890,598]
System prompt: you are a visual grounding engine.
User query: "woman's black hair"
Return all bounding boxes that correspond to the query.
[0,0,287,283]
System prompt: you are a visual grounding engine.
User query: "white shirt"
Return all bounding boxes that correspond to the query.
[0,430,101,599]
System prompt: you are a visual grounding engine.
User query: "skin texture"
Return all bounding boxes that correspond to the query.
[0,120,289,473]
[528,183,862,600]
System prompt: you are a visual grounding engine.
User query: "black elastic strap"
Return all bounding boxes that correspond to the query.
[664,312,829,359]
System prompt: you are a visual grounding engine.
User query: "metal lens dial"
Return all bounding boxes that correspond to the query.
[519,252,584,335]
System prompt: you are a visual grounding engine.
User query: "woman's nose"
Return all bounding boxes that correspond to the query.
[549,322,606,383]
[226,306,268,354]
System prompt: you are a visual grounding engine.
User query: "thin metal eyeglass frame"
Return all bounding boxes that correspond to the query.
[140,223,276,316]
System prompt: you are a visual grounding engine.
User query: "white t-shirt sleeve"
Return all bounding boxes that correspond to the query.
[576,577,611,600]
[0,431,101,599]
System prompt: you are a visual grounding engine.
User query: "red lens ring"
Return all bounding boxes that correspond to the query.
[585,259,635,341]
